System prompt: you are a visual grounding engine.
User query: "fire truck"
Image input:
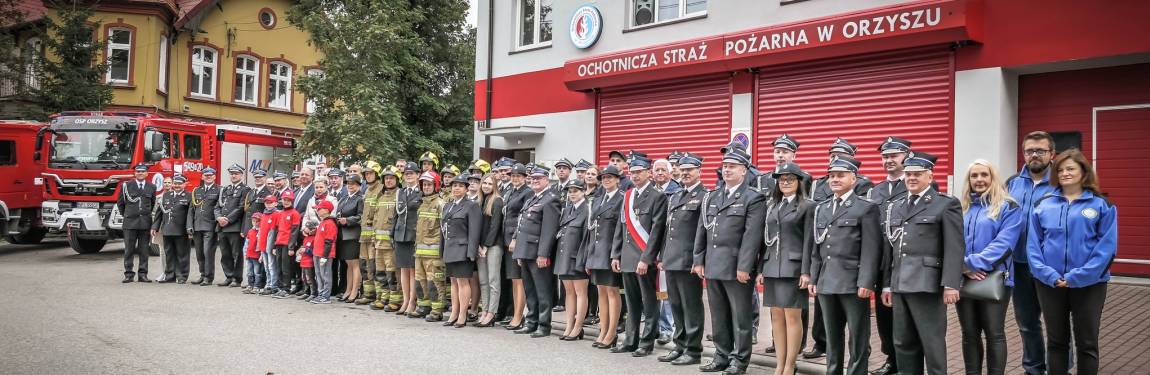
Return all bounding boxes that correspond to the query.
[0,120,49,244]
[38,112,295,254]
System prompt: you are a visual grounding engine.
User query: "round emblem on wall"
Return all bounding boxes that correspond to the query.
[570,5,603,49]
[1082,207,1099,219]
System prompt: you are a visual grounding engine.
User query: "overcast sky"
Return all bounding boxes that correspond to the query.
[467,0,478,27]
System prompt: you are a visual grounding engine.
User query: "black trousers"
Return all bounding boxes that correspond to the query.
[162,235,191,280]
[621,270,659,350]
[666,270,704,355]
[217,232,243,282]
[122,229,150,277]
[586,281,599,317]
[957,288,1011,375]
[192,230,218,280]
[707,279,755,368]
[1035,282,1107,375]
[892,292,948,375]
[875,294,897,367]
[820,293,872,375]
[520,260,554,331]
[277,245,295,290]
[802,298,828,351]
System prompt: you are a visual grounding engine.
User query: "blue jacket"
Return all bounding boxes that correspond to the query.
[1026,189,1118,288]
[963,197,1024,286]
[1006,168,1056,263]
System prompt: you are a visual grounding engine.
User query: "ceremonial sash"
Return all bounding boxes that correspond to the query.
[622,188,650,251]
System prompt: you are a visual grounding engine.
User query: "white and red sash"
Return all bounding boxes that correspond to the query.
[622,188,650,251]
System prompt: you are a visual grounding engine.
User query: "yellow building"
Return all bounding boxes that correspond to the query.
[3,0,321,136]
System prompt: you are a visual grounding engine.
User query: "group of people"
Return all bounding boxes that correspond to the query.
[116,131,1117,375]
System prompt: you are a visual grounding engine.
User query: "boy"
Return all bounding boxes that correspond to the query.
[299,221,317,301]
[242,213,265,294]
[258,195,282,296]
[311,200,339,304]
[274,191,302,298]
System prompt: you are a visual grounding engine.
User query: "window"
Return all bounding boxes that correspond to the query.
[267,62,292,110]
[143,129,172,162]
[190,45,217,98]
[234,56,260,105]
[183,134,202,160]
[106,28,132,84]
[258,8,277,29]
[158,35,168,93]
[0,140,15,166]
[305,68,323,114]
[631,0,706,28]
[22,38,41,89]
[516,0,553,49]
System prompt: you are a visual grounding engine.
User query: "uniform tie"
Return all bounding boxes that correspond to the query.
[832,197,842,215]
[909,194,920,209]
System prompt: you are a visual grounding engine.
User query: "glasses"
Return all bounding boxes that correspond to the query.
[1024,149,1051,157]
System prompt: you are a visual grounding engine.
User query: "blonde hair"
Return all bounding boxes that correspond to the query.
[481,172,502,216]
[960,159,1015,220]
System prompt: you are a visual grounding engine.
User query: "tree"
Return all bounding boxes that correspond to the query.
[287,0,475,166]
[31,1,112,119]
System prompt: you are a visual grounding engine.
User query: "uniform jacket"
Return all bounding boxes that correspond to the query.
[812,175,874,202]
[189,183,220,232]
[612,182,668,271]
[553,198,589,275]
[881,187,965,293]
[760,196,814,279]
[660,182,705,271]
[512,189,561,260]
[808,191,882,294]
[414,194,444,257]
[481,196,504,248]
[242,184,273,232]
[585,189,624,271]
[441,198,482,263]
[501,184,530,248]
[372,188,398,244]
[392,187,423,243]
[335,190,364,241]
[117,179,156,230]
[151,189,189,235]
[1007,169,1056,263]
[1026,190,1117,288]
[692,182,766,281]
[359,181,385,243]
[215,183,249,233]
[964,197,1024,286]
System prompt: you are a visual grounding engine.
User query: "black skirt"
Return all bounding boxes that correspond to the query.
[762,277,808,309]
[446,261,475,278]
[336,240,359,261]
[590,269,621,287]
[503,250,521,279]
[394,241,416,269]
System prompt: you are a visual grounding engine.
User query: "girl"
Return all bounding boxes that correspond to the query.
[475,173,505,327]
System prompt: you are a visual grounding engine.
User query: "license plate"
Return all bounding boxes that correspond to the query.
[76,202,99,209]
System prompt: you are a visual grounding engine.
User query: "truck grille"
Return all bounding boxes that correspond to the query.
[55,180,118,196]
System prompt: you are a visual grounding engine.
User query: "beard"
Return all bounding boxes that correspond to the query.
[1026,160,1049,174]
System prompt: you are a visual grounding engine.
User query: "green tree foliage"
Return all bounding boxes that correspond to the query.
[288,0,475,166]
[31,1,112,119]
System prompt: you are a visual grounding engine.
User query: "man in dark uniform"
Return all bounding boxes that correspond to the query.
[496,163,530,324]
[244,169,273,232]
[511,165,560,338]
[189,167,221,286]
[119,164,157,283]
[807,156,883,375]
[495,158,514,196]
[811,138,874,202]
[610,156,668,357]
[692,148,766,374]
[865,136,914,375]
[608,150,634,191]
[215,164,249,287]
[880,152,964,375]
[154,174,192,284]
[657,153,706,365]
[272,172,291,208]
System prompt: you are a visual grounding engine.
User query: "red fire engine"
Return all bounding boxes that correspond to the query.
[0,120,49,244]
[38,112,295,254]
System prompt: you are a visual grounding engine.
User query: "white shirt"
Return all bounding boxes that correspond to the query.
[832,189,853,214]
[908,186,933,205]
[726,183,742,198]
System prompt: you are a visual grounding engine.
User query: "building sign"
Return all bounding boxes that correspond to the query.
[570,5,603,49]
[565,0,978,88]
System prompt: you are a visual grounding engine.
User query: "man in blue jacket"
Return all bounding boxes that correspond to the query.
[1005,131,1059,375]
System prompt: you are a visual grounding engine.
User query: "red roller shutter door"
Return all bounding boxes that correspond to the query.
[755,47,954,192]
[597,75,732,186]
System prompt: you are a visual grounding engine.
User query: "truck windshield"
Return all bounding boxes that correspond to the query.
[49,129,136,168]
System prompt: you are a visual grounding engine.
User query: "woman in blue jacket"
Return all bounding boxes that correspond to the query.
[958,160,1024,375]
[1027,148,1118,375]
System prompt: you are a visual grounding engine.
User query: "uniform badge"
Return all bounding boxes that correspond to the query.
[1082,208,1099,220]
[842,199,853,208]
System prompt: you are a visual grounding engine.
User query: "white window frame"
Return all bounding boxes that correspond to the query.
[267,62,292,110]
[190,45,217,98]
[157,35,168,93]
[23,37,41,89]
[105,28,132,84]
[233,55,260,105]
[514,0,553,50]
[628,0,708,29]
[305,68,323,114]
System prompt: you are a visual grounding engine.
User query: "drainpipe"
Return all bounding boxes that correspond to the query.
[483,0,495,150]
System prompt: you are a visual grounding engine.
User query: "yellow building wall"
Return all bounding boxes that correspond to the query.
[86,11,169,110]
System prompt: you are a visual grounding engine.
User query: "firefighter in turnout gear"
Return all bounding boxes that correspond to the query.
[355,161,387,305]
[372,166,401,310]
[414,172,447,321]
[440,164,461,200]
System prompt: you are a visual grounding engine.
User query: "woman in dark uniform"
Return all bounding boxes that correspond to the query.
[581,165,602,325]
[499,164,530,330]
[335,174,365,302]
[554,180,590,340]
[586,165,625,348]
[476,173,505,327]
[442,175,482,328]
[755,163,812,375]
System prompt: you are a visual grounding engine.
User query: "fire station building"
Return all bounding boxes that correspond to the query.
[472,0,1150,275]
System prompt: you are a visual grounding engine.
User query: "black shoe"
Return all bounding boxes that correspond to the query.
[722,366,747,375]
[802,348,826,359]
[530,330,550,338]
[609,345,637,353]
[552,305,565,312]
[672,355,701,366]
[229,280,241,287]
[514,325,538,335]
[176,279,187,284]
[467,313,478,323]
[584,316,599,326]
[137,275,152,283]
[122,275,134,283]
[497,317,512,326]
[217,278,232,287]
[657,333,671,345]
[705,334,713,341]
[199,279,212,286]
[699,361,729,372]
[190,277,203,285]
[763,345,776,354]
[504,322,524,331]
[632,347,653,357]
[442,320,456,327]
[158,277,176,284]
[658,349,684,362]
[595,337,617,349]
[869,362,898,375]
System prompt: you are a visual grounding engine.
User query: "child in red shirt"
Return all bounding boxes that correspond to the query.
[242,213,264,294]
[299,221,317,301]
[274,192,302,298]
[257,195,283,296]
[310,200,338,304]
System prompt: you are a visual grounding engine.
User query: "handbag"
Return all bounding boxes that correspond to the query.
[959,251,1010,302]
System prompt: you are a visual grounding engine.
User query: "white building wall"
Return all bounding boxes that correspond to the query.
[954,67,1019,185]
[474,109,597,162]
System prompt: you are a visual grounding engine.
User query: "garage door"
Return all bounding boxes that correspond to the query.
[755,47,954,192]
[597,75,732,186]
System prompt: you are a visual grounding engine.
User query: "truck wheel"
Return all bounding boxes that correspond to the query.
[7,227,48,244]
[68,231,107,254]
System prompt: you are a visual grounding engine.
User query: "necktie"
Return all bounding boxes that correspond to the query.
[832,197,841,214]
[909,194,920,209]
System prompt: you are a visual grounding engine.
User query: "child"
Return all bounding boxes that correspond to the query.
[299,221,317,302]
[275,191,302,298]
[257,195,282,296]
[242,213,265,294]
[311,200,338,304]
